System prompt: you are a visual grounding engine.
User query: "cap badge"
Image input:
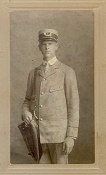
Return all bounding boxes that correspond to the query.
[44,32,51,36]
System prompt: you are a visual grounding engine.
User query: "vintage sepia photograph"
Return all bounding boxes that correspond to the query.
[10,10,94,164]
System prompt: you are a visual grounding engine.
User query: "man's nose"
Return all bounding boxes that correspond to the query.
[45,44,49,50]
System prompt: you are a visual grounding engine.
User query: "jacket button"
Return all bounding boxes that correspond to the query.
[43,78,46,81]
[40,105,43,108]
[39,118,43,121]
[41,92,44,95]
[35,106,36,108]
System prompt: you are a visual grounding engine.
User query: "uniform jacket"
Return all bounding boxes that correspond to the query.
[22,60,79,143]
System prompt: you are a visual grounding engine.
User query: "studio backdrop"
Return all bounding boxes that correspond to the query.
[10,10,94,164]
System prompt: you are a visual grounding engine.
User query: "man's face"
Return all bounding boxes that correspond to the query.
[39,40,58,60]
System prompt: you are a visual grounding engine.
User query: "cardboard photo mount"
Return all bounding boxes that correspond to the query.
[0,0,106,174]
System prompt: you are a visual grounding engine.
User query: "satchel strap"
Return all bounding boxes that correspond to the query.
[33,68,42,162]
[34,67,41,113]
[34,68,37,95]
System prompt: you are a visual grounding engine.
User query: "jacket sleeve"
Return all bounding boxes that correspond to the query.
[65,68,79,139]
[22,69,34,118]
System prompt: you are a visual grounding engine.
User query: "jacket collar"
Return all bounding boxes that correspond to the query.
[37,60,61,78]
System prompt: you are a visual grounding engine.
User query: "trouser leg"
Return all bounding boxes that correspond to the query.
[39,144,51,164]
[48,143,68,164]
[39,143,68,164]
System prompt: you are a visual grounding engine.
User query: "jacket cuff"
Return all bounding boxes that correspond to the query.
[66,126,78,138]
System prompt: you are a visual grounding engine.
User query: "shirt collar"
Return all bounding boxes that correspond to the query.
[43,56,57,66]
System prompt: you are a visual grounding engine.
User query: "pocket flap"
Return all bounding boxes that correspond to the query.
[49,86,63,92]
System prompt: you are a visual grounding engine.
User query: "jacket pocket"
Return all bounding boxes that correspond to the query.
[49,86,64,93]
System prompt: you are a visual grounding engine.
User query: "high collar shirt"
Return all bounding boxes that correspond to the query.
[42,56,57,66]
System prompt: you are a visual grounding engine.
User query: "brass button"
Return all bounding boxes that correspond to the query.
[39,118,43,121]
[41,92,44,95]
[40,105,43,108]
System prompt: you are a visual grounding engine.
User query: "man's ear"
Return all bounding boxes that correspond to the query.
[55,42,58,51]
[38,43,42,51]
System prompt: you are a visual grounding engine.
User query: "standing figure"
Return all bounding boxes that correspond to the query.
[22,29,79,164]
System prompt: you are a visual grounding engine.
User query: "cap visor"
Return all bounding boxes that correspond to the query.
[39,37,57,42]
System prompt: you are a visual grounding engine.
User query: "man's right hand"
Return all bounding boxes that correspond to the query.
[23,111,32,125]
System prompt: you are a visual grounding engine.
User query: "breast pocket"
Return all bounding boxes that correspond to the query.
[49,86,64,93]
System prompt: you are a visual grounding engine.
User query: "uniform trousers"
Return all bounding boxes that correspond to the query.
[39,143,68,164]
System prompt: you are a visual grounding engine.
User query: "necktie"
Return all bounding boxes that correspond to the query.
[43,61,49,73]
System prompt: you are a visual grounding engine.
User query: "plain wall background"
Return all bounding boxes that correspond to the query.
[10,10,94,164]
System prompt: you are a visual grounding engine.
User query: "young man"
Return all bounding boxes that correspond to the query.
[22,29,79,164]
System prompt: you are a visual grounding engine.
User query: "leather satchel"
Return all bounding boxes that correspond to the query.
[18,120,42,163]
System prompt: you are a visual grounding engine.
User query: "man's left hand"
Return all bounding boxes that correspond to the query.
[62,137,74,155]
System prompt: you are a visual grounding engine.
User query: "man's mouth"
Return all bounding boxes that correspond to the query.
[45,51,51,54]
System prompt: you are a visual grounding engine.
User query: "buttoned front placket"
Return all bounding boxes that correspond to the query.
[39,77,47,122]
